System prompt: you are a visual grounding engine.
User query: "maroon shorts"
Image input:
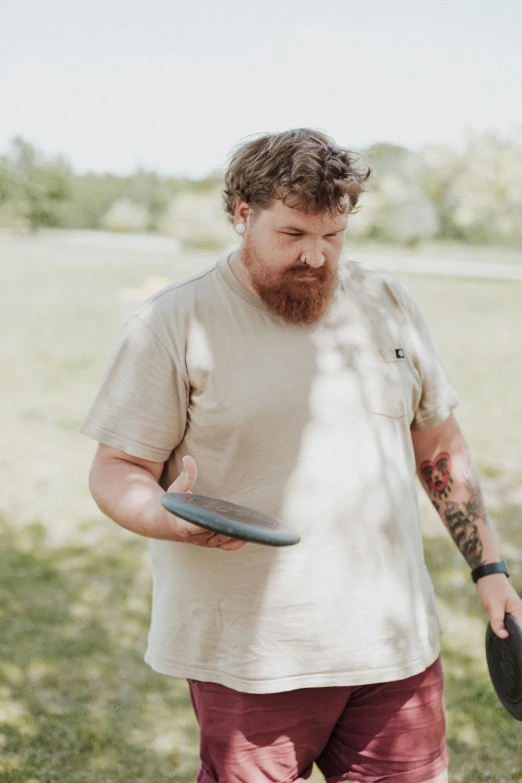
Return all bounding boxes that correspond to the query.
[188,656,449,783]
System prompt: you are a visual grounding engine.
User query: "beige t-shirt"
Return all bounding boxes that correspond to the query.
[81,254,459,693]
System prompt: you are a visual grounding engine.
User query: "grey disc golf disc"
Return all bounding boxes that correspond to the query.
[161,492,301,547]
[485,613,522,720]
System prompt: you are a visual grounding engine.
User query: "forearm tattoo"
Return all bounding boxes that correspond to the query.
[420,453,488,569]
[443,501,484,568]
[419,452,453,499]
[463,464,489,528]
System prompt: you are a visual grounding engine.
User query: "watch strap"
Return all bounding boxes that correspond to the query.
[471,560,510,583]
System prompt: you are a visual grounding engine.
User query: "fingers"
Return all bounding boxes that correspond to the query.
[165,456,246,549]
[507,609,522,629]
[504,598,522,632]
[478,578,522,639]
[189,529,246,550]
[200,534,246,550]
[488,607,509,639]
[216,537,247,551]
[168,455,198,494]
[178,520,246,549]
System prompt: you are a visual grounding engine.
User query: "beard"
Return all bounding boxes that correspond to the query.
[241,239,337,325]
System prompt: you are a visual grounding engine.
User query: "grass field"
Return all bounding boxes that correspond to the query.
[1,230,522,782]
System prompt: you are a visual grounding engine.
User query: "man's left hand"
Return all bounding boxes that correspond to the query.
[476,573,522,638]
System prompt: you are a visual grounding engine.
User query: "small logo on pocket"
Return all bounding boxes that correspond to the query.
[395,348,405,358]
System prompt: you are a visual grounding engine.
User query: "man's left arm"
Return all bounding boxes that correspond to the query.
[411,413,522,638]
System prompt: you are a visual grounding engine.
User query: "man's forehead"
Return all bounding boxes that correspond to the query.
[265,199,348,231]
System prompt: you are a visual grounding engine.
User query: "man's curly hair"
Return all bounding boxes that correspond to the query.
[222,128,371,222]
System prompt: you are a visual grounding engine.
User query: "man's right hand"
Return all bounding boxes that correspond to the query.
[165,455,247,550]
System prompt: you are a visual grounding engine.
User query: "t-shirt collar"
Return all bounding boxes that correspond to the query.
[216,252,274,313]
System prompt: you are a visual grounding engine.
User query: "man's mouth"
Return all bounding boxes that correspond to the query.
[285,268,322,281]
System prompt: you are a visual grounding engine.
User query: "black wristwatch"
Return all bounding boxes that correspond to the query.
[471,560,510,583]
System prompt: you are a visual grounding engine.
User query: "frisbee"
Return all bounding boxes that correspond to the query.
[485,613,522,720]
[161,492,301,547]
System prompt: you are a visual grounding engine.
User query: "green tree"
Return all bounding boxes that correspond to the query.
[2,136,72,231]
[445,133,522,245]
[0,163,13,205]
[352,143,439,245]
[59,173,128,229]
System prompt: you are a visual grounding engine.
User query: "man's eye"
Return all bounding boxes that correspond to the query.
[281,232,341,238]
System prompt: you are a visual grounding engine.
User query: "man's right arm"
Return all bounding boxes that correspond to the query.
[88,444,246,550]
[88,443,178,540]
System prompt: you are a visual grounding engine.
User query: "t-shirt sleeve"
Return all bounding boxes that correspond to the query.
[399,283,460,431]
[80,314,189,462]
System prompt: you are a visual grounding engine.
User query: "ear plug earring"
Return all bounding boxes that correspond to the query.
[235,223,245,234]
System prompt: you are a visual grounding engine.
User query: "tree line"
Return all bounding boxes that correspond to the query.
[1,134,521,247]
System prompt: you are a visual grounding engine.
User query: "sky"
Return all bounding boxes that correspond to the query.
[2,0,522,178]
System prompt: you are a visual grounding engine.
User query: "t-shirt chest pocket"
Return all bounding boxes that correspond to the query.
[358,347,408,419]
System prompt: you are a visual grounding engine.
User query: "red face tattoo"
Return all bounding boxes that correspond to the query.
[420,453,453,498]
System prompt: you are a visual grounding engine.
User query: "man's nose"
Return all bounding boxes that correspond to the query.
[301,247,325,267]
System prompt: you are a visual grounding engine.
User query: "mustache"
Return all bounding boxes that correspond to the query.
[280,264,334,284]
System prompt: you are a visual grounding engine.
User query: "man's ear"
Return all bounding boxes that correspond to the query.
[234,199,252,226]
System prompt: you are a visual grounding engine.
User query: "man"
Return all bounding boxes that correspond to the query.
[82,129,522,783]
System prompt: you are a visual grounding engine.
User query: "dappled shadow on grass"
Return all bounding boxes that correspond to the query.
[2,490,521,783]
[0,516,200,783]
[424,491,522,783]
[440,646,522,783]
